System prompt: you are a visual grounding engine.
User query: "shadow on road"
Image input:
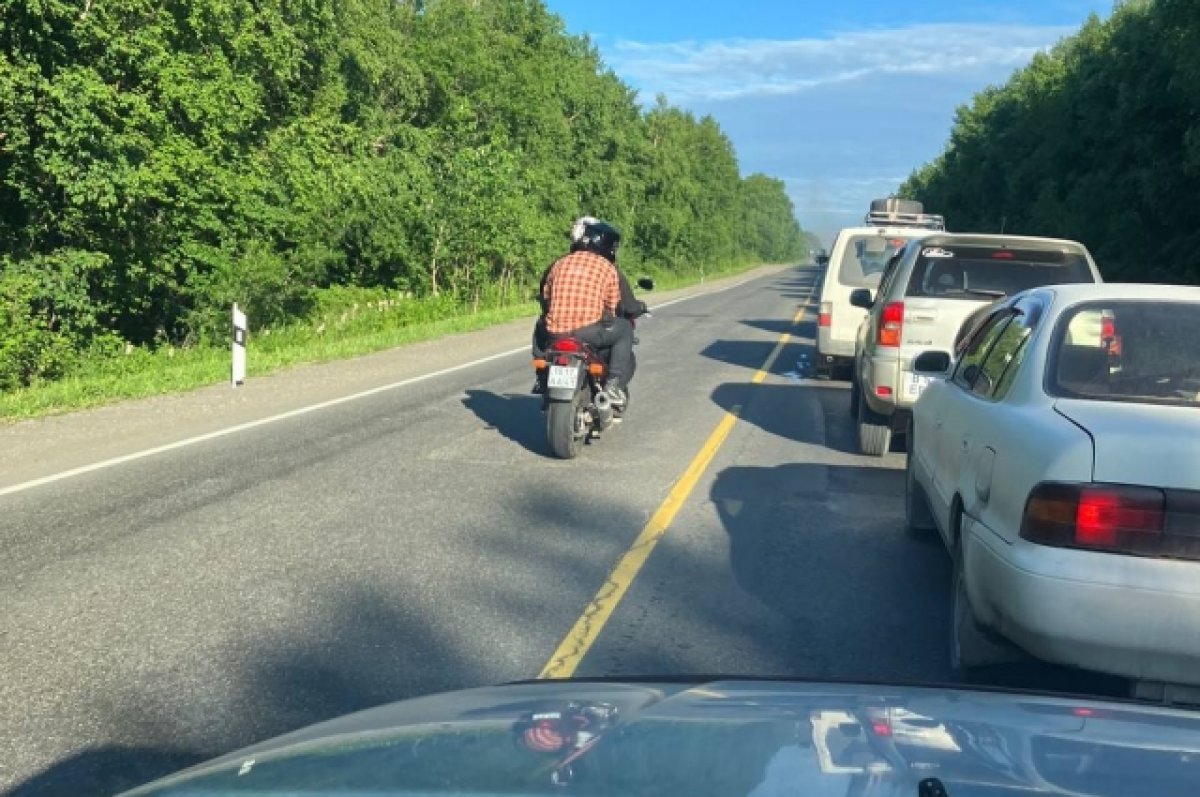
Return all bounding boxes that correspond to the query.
[462,390,547,456]
[7,583,483,797]
[739,318,818,340]
[4,748,205,797]
[699,340,784,373]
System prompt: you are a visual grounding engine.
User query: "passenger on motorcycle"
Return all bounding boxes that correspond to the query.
[532,217,645,361]
[540,221,637,407]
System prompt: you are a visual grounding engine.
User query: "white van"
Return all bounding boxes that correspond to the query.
[816,202,944,379]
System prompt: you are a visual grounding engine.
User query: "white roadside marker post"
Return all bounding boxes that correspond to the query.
[232,303,247,388]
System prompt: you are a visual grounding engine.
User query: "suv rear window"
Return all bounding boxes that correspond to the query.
[905,245,1094,299]
[836,234,914,288]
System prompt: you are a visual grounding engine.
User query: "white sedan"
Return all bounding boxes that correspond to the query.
[905,283,1200,699]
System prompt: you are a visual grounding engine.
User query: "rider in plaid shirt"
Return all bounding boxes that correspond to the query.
[539,220,638,406]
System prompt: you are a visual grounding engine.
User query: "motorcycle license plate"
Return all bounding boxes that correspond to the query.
[547,364,579,390]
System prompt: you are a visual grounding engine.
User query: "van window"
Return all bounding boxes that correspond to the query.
[836,234,915,288]
[906,246,1093,299]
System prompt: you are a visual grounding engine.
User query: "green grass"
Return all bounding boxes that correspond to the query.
[0,261,769,421]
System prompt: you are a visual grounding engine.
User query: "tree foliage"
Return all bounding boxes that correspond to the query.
[900,0,1200,285]
[0,0,805,387]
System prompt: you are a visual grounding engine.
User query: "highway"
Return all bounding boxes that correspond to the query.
[0,266,1120,796]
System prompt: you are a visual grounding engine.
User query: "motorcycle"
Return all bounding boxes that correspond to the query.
[534,277,654,459]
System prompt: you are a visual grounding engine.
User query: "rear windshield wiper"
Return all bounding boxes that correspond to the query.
[938,288,1007,299]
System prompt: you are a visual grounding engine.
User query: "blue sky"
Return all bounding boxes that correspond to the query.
[543,0,1115,244]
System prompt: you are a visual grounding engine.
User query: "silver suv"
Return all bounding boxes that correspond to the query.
[850,233,1103,456]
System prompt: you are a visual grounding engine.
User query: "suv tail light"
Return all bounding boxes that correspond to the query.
[1022,483,1167,554]
[878,302,904,347]
[819,302,832,328]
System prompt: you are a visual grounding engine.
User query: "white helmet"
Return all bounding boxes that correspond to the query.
[570,216,599,244]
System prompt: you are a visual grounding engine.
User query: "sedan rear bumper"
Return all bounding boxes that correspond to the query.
[969,526,1200,686]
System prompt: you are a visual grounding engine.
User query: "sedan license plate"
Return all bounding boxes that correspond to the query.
[547,364,579,390]
[905,372,933,399]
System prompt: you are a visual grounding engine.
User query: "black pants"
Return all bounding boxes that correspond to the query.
[536,317,635,385]
[570,318,635,386]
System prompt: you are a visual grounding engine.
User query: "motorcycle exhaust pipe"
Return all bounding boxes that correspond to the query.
[593,391,615,430]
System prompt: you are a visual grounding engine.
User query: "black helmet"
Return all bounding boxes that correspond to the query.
[578,221,621,262]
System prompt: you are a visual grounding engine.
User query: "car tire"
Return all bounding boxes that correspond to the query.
[905,421,937,537]
[951,521,1022,681]
[856,394,892,457]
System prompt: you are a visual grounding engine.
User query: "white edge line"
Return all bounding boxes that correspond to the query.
[0,267,794,498]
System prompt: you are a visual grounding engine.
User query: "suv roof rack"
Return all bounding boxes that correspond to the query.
[864,210,945,231]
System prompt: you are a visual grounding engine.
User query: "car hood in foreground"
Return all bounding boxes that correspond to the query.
[121,679,1200,797]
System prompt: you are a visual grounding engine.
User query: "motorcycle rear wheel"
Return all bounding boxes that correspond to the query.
[547,390,587,459]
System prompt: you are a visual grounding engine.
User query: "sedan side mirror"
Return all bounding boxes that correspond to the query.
[636,277,656,291]
[913,350,952,375]
[849,288,874,310]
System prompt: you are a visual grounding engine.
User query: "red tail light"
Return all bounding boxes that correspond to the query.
[878,302,904,347]
[992,250,1015,259]
[819,301,832,328]
[871,719,892,737]
[1022,483,1165,553]
[552,338,580,353]
[1076,488,1164,547]
[1100,317,1116,341]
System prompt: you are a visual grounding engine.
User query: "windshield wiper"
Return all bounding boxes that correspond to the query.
[939,288,1006,299]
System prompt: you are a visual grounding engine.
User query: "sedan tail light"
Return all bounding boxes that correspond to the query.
[1019,482,1200,558]
[878,301,904,347]
[819,301,832,328]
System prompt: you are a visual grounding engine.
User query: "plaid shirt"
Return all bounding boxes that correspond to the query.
[543,251,621,335]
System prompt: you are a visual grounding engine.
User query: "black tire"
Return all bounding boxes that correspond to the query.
[951,518,1022,680]
[547,391,586,459]
[870,197,923,215]
[856,394,892,457]
[905,421,937,537]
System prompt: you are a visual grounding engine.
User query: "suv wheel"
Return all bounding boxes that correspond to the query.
[856,394,892,456]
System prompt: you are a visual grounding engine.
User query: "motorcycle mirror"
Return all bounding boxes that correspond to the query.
[636,277,655,291]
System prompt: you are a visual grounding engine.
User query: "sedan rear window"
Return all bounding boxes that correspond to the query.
[836,234,916,288]
[906,246,1094,300]
[1050,301,1200,407]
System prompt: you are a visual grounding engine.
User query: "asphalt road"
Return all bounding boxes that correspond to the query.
[0,266,1120,796]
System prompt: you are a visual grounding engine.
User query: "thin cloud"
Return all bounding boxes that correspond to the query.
[610,23,1074,102]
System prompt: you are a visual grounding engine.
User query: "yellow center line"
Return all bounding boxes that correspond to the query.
[538,303,810,679]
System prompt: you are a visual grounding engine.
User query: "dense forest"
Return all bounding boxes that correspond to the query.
[0,0,805,389]
[901,0,1200,284]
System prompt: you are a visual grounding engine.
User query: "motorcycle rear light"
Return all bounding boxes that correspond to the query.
[819,302,832,327]
[1022,482,1165,553]
[878,301,904,347]
[555,355,570,366]
[532,358,547,371]
[588,363,606,377]
[871,720,892,737]
[552,338,580,353]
